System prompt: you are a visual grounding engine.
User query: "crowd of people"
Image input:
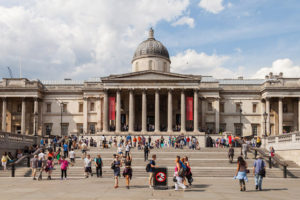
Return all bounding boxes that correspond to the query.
[0,134,275,192]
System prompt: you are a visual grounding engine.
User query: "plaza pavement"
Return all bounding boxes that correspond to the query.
[0,176,299,200]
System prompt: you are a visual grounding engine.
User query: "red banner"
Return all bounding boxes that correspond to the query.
[186,97,193,121]
[109,97,116,120]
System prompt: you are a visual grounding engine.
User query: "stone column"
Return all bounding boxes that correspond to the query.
[261,100,266,137]
[21,98,26,134]
[103,91,108,132]
[142,90,147,133]
[116,90,121,133]
[83,98,88,134]
[167,89,173,132]
[2,98,7,132]
[298,98,300,132]
[201,98,205,128]
[33,98,39,135]
[266,98,270,136]
[215,98,220,134]
[155,90,160,132]
[194,90,199,132]
[278,97,283,135]
[129,89,134,132]
[180,90,185,132]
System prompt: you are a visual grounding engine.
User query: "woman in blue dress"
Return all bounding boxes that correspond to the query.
[234,156,248,191]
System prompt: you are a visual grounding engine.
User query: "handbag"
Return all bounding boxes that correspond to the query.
[111,162,115,170]
[173,176,177,182]
[246,169,250,174]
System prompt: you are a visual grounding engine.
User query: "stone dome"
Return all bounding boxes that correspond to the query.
[132,28,170,63]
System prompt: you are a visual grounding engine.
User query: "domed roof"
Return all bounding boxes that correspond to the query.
[132,28,170,63]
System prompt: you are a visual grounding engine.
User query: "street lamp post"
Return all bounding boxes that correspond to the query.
[263,111,268,137]
[60,102,63,137]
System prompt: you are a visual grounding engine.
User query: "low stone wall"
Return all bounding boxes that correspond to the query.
[276,150,300,166]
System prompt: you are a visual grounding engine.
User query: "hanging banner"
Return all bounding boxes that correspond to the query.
[109,97,116,120]
[186,97,193,121]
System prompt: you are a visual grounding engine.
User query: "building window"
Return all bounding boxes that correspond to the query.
[149,60,153,70]
[46,103,51,113]
[164,62,167,71]
[220,123,226,132]
[61,123,69,136]
[234,123,242,136]
[78,103,83,112]
[44,123,52,135]
[252,103,257,113]
[135,62,139,71]
[236,103,241,113]
[252,124,258,136]
[62,103,67,112]
[77,123,83,134]
[220,102,225,113]
[89,124,95,134]
[208,102,213,111]
[90,102,95,111]
[283,104,288,113]
[17,103,22,113]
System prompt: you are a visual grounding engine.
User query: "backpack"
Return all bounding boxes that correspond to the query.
[146,162,151,172]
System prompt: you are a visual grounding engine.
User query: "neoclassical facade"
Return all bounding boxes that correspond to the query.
[1,29,300,137]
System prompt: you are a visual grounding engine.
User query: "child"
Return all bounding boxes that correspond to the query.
[59,156,69,180]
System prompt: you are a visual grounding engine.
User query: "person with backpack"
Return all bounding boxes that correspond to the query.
[147,154,157,188]
[95,154,103,178]
[144,143,150,161]
[111,154,122,188]
[45,157,53,180]
[253,155,266,191]
[174,156,186,191]
[184,156,193,186]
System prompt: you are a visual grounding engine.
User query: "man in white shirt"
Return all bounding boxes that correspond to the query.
[69,149,75,163]
[84,154,93,178]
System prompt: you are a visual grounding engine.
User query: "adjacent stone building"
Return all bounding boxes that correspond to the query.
[1,29,300,137]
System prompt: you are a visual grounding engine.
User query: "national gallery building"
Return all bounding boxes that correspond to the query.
[1,29,300,137]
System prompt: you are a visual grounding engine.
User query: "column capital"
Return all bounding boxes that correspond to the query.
[193,88,199,92]
[83,97,88,101]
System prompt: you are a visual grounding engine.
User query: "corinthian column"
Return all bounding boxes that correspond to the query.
[21,98,26,134]
[155,90,160,132]
[103,91,108,132]
[129,89,134,132]
[167,89,173,132]
[116,90,121,132]
[142,90,147,133]
[194,90,199,132]
[278,97,283,135]
[181,90,186,132]
[2,98,7,132]
[266,98,270,136]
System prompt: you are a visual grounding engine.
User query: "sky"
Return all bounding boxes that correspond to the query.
[1,0,300,80]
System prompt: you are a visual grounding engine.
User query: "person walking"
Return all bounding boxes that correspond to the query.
[148,154,157,188]
[144,143,150,161]
[234,156,248,191]
[45,157,53,180]
[31,155,38,180]
[69,148,75,163]
[63,143,69,158]
[174,156,186,191]
[123,154,133,189]
[84,154,93,178]
[1,152,10,171]
[242,141,248,159]
[253,156,266,191]
[59,156,69,180]
[111,154,122,188]
[37,150,46,180]
[125,142,131,158]
[184,156,193,186]
[228,144,235,163]
[95,154,103,178]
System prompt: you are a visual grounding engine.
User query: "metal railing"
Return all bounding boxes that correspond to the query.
[237,139,288,178]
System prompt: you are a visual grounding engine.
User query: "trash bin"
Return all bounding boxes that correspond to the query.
[153,167,168,190]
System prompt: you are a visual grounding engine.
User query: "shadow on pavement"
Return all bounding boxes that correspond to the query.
[246,188,288,192]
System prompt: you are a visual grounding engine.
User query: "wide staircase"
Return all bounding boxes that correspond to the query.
[1,147,300,178]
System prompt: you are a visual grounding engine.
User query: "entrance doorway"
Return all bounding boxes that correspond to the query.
[147,116,154,131]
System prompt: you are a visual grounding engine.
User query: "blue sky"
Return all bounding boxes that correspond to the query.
[1,0,300,80]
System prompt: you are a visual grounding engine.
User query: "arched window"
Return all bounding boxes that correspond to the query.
[135,62,139,71]
[149,60,153,70]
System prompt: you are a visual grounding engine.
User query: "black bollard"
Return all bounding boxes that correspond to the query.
[11,164,15,177]
[27,156,30,167]
[283,166,287,178]
[269,157,272,168]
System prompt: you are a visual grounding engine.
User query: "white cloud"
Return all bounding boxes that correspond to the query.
[172,16,195,28]
[253,58,300,78]
[0,0,190,80]
[171,49,238,78]
[198,0,224,14]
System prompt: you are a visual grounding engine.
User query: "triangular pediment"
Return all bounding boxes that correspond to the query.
[101,70,201,82]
